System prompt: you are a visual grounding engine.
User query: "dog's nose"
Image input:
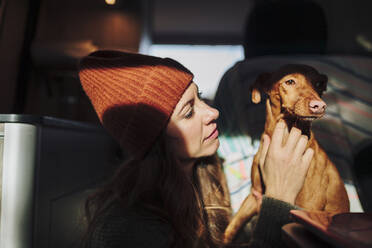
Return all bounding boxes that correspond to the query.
[309,100,327,114]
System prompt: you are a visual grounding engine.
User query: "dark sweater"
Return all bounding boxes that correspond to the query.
[248,197,298,247]
[87,196,296,248]
[88,203,173,248]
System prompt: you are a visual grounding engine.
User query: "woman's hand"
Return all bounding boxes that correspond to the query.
[258,120,314,204]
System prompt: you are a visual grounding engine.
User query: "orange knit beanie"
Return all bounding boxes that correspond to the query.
[78,50,193,156]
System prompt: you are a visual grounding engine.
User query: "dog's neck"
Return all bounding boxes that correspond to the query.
[264,97,314,144]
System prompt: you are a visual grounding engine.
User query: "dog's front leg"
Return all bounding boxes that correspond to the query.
[223,153,263,244]
[223,193,258,244]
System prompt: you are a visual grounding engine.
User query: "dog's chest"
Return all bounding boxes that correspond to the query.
[295,155,329,210]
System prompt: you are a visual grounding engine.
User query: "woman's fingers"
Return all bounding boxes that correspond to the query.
[301,148,314,168]
[292,135,308,160]
[260,121,314,204]
[270,120,286,150]
[259,134,270,169]
[284,127,302,153]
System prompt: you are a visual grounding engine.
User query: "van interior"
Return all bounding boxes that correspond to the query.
[0,0,371,247]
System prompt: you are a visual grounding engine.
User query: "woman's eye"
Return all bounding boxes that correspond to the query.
[185,107,194,119]
[285,79,295,85]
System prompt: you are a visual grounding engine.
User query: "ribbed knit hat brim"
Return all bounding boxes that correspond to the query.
[79,50,193,156]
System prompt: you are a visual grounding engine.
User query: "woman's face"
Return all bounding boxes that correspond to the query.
[166,83,220,160]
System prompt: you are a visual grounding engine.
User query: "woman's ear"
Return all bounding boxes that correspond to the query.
[250,72,271,104]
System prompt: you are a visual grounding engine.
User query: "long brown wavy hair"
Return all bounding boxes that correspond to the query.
[82,130,231,248]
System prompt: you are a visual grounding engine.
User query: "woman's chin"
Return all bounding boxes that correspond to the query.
[201,139,220,157]
[180,139,220,160]
[213,139,220,153]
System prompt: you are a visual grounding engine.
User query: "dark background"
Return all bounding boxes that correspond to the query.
[0,0,371,122]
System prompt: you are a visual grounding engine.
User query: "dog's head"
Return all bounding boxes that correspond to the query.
[251,64,328,121]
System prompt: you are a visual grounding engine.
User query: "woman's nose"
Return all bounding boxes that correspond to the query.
[203,103,219,123]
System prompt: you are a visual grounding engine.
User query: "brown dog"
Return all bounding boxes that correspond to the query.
[224,64,350,244]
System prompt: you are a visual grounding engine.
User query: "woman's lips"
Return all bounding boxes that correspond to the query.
[205,128,219,140]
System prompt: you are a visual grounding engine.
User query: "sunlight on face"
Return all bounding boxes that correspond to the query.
[166,83,220,160]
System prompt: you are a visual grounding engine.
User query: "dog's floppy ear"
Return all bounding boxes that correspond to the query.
[251,88,261,104]
[250,72,271,104]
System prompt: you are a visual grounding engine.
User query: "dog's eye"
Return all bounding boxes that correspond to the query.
[285,79,295,85]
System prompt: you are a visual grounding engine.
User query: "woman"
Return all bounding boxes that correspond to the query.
[78,50,313,248]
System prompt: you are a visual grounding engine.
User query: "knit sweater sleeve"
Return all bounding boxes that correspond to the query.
[247,196,299,248]
[89,207,172,248]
